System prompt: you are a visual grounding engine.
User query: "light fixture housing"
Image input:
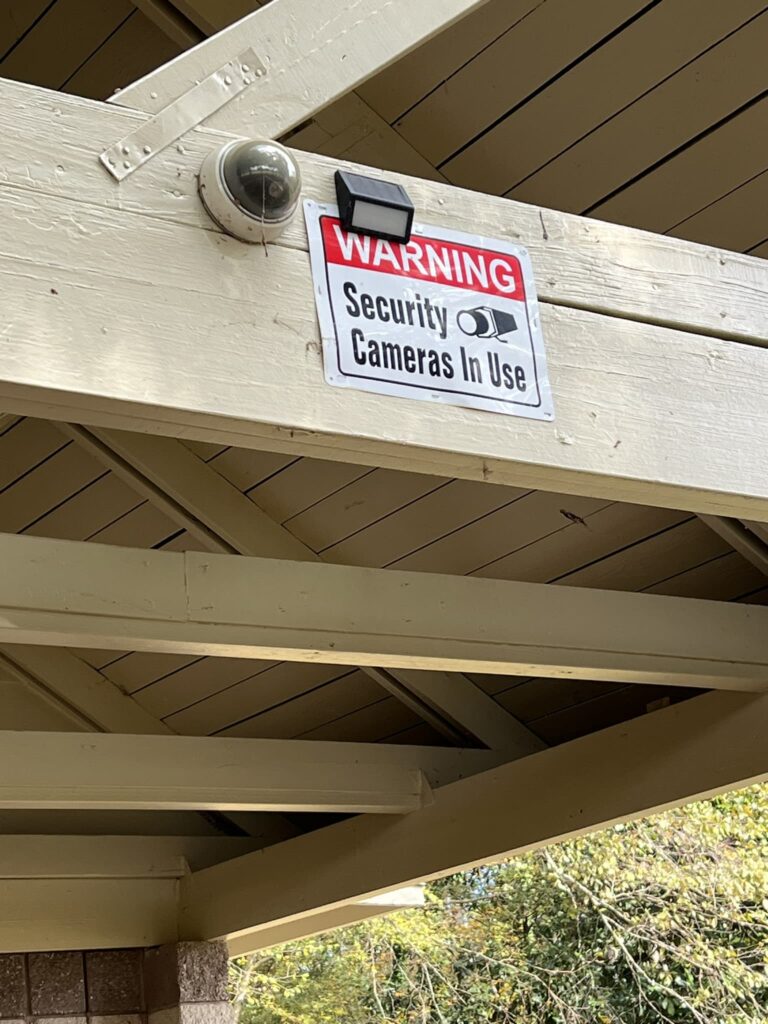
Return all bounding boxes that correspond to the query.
[335,170,414,244]
[198,139,302,243]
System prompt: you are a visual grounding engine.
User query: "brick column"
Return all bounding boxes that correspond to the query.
[0,943,232,1024]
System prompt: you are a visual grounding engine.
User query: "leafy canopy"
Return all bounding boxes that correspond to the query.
[231,785,768,1024]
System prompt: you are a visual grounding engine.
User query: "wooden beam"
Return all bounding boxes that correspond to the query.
[0,835,259,878]
[68,424,539,753]
[698,515,768,577]
[0,731,457,813]
[0,879,178,952]
[0,645,171,735]
[111,0,490,139]
[362,666,543,752]
[0,80,766,521]
[227,887,425,957]
[2,533,768,690]
[180,690,768,941]
[59,423,312,560]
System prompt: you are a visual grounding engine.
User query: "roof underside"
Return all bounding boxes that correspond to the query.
[1,0,766,847]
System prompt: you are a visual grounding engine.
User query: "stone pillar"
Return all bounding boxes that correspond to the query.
[0,943,232,1024]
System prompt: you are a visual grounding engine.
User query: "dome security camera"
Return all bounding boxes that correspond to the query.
[198,139,302,243]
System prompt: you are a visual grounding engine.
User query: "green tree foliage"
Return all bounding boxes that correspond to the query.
[231,785,768,1024]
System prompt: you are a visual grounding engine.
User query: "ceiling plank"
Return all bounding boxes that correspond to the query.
[180,690,768,941]
[2,533,768,691]
[0,834,259,878]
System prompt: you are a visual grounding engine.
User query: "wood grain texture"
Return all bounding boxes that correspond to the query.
[0,79,766,520]
[2,533,768,690]
[180,690,768,939]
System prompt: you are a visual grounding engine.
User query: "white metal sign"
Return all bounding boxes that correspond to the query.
[304,201,553,420]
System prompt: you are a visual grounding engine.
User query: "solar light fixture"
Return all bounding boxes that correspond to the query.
[335,170,415,244]
[199,139,302,243]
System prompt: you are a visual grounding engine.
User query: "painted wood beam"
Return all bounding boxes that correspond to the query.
[181,690,768,941]
[0,835,259,878]
[0,80,766,520]
[66,423,540,753]
[0,878,179,952]
[2,533,768,690]
[698,515,768,577]
[0,731,456,813]
[227,887,425,957]
[111,0,491,139]
[0,645,171,735]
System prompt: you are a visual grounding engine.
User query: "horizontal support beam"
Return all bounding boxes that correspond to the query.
[0,879,178,953]
[2,533,768,690]
[227,887,425,957]
[0,835,259,878]
[181,690,768,941]
[0,78,766,519]
[0,731,465,813]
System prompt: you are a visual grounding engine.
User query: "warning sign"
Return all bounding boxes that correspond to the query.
[304,201,553,420]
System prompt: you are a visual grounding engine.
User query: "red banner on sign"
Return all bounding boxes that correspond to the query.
[320,216,526,302]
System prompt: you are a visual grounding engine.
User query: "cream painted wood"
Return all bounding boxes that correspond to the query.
[70,425,538,750]
[591,98,768,233]
[672,169,768,253]
[375,670,546,755]
[227,887,425,956]
[3,534,768,690]
[0,0,134,91]
[181,691,768,941]
[60,423,312,559]
[0,731,504,811]
[172,0,265,36]
[0,81,767,519]
[698,516,768,578]
[0,835,258,878]
[0,878,178,952]
[0,418,67,490]
[112,0,491,138]
[67,12,180,102]
[0,76,764,346]
[0,675,87,732]
[399,0,648,166]
[445,0,764,195]
[359,0,536,124]
[510,13,768,213]
[289,93,445,183]
[0,645,171,734]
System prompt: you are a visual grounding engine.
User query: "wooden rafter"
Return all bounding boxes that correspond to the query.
[111,0,492,139]
[0,645,171,735]
[181,690,768,942]
[3,533,768,690]
[64,423,541,754]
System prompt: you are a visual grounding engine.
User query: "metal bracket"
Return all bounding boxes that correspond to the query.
[100,47,266,182]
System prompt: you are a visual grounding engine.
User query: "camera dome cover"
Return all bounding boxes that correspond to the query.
[221,140,301,224]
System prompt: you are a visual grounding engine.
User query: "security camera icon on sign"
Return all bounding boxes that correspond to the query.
[457,307,518,343]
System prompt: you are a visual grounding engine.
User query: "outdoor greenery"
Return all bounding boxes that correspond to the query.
[230,784,768,1024]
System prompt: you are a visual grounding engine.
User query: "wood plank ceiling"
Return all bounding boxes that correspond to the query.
[0,0,766,801]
